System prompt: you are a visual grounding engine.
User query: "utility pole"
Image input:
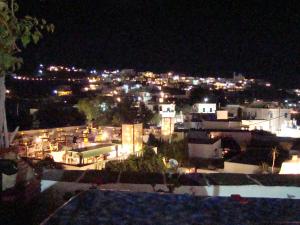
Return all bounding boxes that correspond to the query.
[169,117,172,143]
[132,124,135,155]
[278,107,280,133]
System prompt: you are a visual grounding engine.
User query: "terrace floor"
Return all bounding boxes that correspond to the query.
[42,189,300,225]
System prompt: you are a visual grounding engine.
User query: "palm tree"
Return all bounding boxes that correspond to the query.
[260,162,269,174]
[271,147,279,174]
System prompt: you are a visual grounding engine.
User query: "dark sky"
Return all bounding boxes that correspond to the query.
[20,0,299,86]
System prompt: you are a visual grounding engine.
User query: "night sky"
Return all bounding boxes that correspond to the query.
[20,0,299,86]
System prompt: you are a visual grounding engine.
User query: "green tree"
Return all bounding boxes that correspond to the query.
[0,0,53,148]
[138,102,154,126]
[111,112,122,126]
[189,86,207,104]
[105,146,166,173]
[77,98,99,122]
[78,95,155,127]
[158,139,189,165]
[36,104,85,128]
[147,133,161,147]
[149,113,161,125]
[178,104,192,114]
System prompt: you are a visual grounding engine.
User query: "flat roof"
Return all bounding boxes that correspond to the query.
[69,143,114,153]
[188,137,220,144]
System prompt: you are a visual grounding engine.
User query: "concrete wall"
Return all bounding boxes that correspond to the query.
[277,127,300,138]
[187,120,241,130]
[41,181,300,199]
[61,161,107,170]
[223,161,260,174]
[224,105,243,117]
[242,119,269,131]
[2,174,17,191]
[217,111,228,120]
[188,139,222,158]
[202,120,241,130]
[97,183,300,199]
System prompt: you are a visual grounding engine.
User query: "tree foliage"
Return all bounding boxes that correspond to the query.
[77,96,114,124]
[36,104,85,128]
[158,139,189,165]
[105,146,166,173]
[0,0,54,76]
[189,86,206,105]
[77,95,155,126]
[0,0,53,148]
[149,112,161,125]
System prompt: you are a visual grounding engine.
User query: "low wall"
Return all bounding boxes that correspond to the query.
[60,161,107,171]
[224,161,260,174]
[18,125,87,136]
[98,183,300,199]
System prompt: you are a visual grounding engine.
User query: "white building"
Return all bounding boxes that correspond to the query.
[122,123,143,155]
[224,104,243,118]
[225,102,294,136]
[188,137,222,159]
[193,103,217,114]
[279,155,300,174]
[241,107,291,134]
[158,103,176,138]
[159,103,176,118]
[138,91,152,103]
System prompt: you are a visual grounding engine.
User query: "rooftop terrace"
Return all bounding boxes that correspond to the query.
[42,189,300,225]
